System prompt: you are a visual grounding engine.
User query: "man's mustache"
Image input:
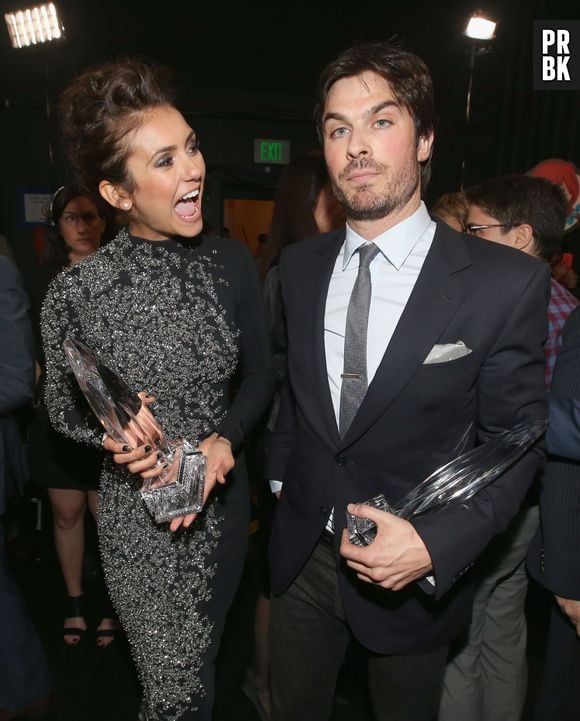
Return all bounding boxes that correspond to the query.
[339,159,386,180]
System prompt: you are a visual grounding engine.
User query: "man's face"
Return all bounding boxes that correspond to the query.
[322,71,433,223]
[466,204,521,247]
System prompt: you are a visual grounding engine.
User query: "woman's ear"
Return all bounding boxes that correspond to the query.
[99,180,132,212]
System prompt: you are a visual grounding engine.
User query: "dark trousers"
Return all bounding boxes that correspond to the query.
[532,601,580,721]
[270,539,448,721]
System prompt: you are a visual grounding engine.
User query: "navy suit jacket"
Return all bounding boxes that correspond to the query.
[266,221,549,654]
[0,256,34,515]
[529,305,580,600]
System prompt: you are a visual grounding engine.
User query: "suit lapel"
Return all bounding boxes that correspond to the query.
[341,224,472,446]
[303,230,344,447]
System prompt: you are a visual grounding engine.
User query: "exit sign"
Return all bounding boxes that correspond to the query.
[254,138,290,164]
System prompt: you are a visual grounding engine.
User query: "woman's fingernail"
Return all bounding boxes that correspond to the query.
[156,451,163,460]
[144,444,152,453]
[122,445,132,453]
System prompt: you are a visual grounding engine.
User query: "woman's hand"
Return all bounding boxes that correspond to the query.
[102,392,162,475]
[168,433,235,532]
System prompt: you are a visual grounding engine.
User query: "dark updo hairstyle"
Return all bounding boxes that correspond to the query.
[59,58,174,199]
[265,150,331,270]
[41,184,106,269]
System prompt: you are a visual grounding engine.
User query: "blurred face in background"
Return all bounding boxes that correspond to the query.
[58,196,105,261]
[314,183,345,232]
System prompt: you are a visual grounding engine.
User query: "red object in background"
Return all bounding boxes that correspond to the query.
[562,252,574,269]
[32,226,47,260]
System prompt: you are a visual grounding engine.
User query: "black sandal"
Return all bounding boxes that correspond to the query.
[62,594,87,645]
[95,589,121,649]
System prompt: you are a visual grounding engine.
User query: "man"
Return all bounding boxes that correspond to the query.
[527,304,580,721]
[0,255,51,720]
[265,42,549,721]
[439,174,576,721]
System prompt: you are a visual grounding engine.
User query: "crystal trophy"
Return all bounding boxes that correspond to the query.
[63,338,206,523]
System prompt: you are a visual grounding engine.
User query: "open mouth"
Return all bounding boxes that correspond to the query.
[174,189,201,220]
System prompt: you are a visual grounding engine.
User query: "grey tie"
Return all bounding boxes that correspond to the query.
[339,243,380,437]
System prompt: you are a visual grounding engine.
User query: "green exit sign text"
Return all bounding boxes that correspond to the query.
[254,139,290,164]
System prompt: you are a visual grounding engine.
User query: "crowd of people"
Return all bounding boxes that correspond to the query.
[1,39,579,721]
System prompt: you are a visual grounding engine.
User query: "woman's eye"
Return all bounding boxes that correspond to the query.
[156,156,173,168]
[187,139,200,154]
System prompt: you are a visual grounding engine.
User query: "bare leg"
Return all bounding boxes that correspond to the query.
[87,490,119,647]
[48,488,87,645]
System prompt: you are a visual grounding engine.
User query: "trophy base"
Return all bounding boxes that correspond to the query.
[141,450,206,523]
[346,494,394,547]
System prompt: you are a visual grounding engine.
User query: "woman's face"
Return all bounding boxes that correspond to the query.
[58,196,104,259]
[314,183,345,233]
[119,105,205,241]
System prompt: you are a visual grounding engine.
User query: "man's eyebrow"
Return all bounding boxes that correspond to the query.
[366,100,400,116]
[323,100,401,127]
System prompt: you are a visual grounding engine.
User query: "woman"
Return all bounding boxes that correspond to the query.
[41,59,274,720]
[29,185,117,646]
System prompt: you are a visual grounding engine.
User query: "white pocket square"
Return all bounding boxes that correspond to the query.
[423,341,472,364]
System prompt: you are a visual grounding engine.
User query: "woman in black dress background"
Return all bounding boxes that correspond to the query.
[41,59,274,720]
[29,185,118,646]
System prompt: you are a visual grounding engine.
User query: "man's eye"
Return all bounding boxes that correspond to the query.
[330,127,348,138]
[375,118,391,128]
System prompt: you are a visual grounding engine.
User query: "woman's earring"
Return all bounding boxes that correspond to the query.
[122,202,131,210]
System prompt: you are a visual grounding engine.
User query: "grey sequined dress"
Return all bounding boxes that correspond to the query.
[41,229,274,721]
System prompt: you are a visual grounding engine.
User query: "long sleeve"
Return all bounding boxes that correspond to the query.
[40,273,104,447]
[216,245,275,448]
[0,257,34,414]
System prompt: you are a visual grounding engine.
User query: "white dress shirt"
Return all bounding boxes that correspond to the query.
[271,202,436,505]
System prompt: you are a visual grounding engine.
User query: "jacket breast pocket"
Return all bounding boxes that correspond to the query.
[413,351,478,383]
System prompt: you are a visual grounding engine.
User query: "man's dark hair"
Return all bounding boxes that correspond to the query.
[466,175,568,262]
[313,42,436,184]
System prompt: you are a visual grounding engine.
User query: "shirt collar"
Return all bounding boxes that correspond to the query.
[343,201,433,271]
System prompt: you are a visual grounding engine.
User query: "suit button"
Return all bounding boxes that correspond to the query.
[335,454,347,466]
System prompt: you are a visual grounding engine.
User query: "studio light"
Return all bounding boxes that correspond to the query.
[464,12,496,40]
[460,10,498,187]
[4,3,64,49]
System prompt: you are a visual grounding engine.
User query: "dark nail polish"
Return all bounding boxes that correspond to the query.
[156,451,163,461]
[144,444,152,453]
[122,445,132,453]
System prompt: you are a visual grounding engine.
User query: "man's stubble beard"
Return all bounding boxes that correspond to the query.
[331,156,421,222]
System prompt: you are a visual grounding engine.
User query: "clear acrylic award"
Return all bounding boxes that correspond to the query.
[63,338,206,523]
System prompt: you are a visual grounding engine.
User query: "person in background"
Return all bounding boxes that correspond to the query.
[0,254,51,719]
[430,191,468,233]
[243,151,343,721]
[527,303,580,721]
[440,173,575,721]
[28,185,116,647]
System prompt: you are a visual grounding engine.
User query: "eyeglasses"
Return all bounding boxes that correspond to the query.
[61,212,101,225]
[463,222,513,235]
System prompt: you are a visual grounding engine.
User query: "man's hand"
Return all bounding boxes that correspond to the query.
[168,433,235,532]
[556,595,580,635]
[339,503,433,591]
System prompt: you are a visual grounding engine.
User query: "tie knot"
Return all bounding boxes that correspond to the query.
[357,243,379,269]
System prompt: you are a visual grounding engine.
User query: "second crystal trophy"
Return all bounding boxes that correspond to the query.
[63,338,206,523]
